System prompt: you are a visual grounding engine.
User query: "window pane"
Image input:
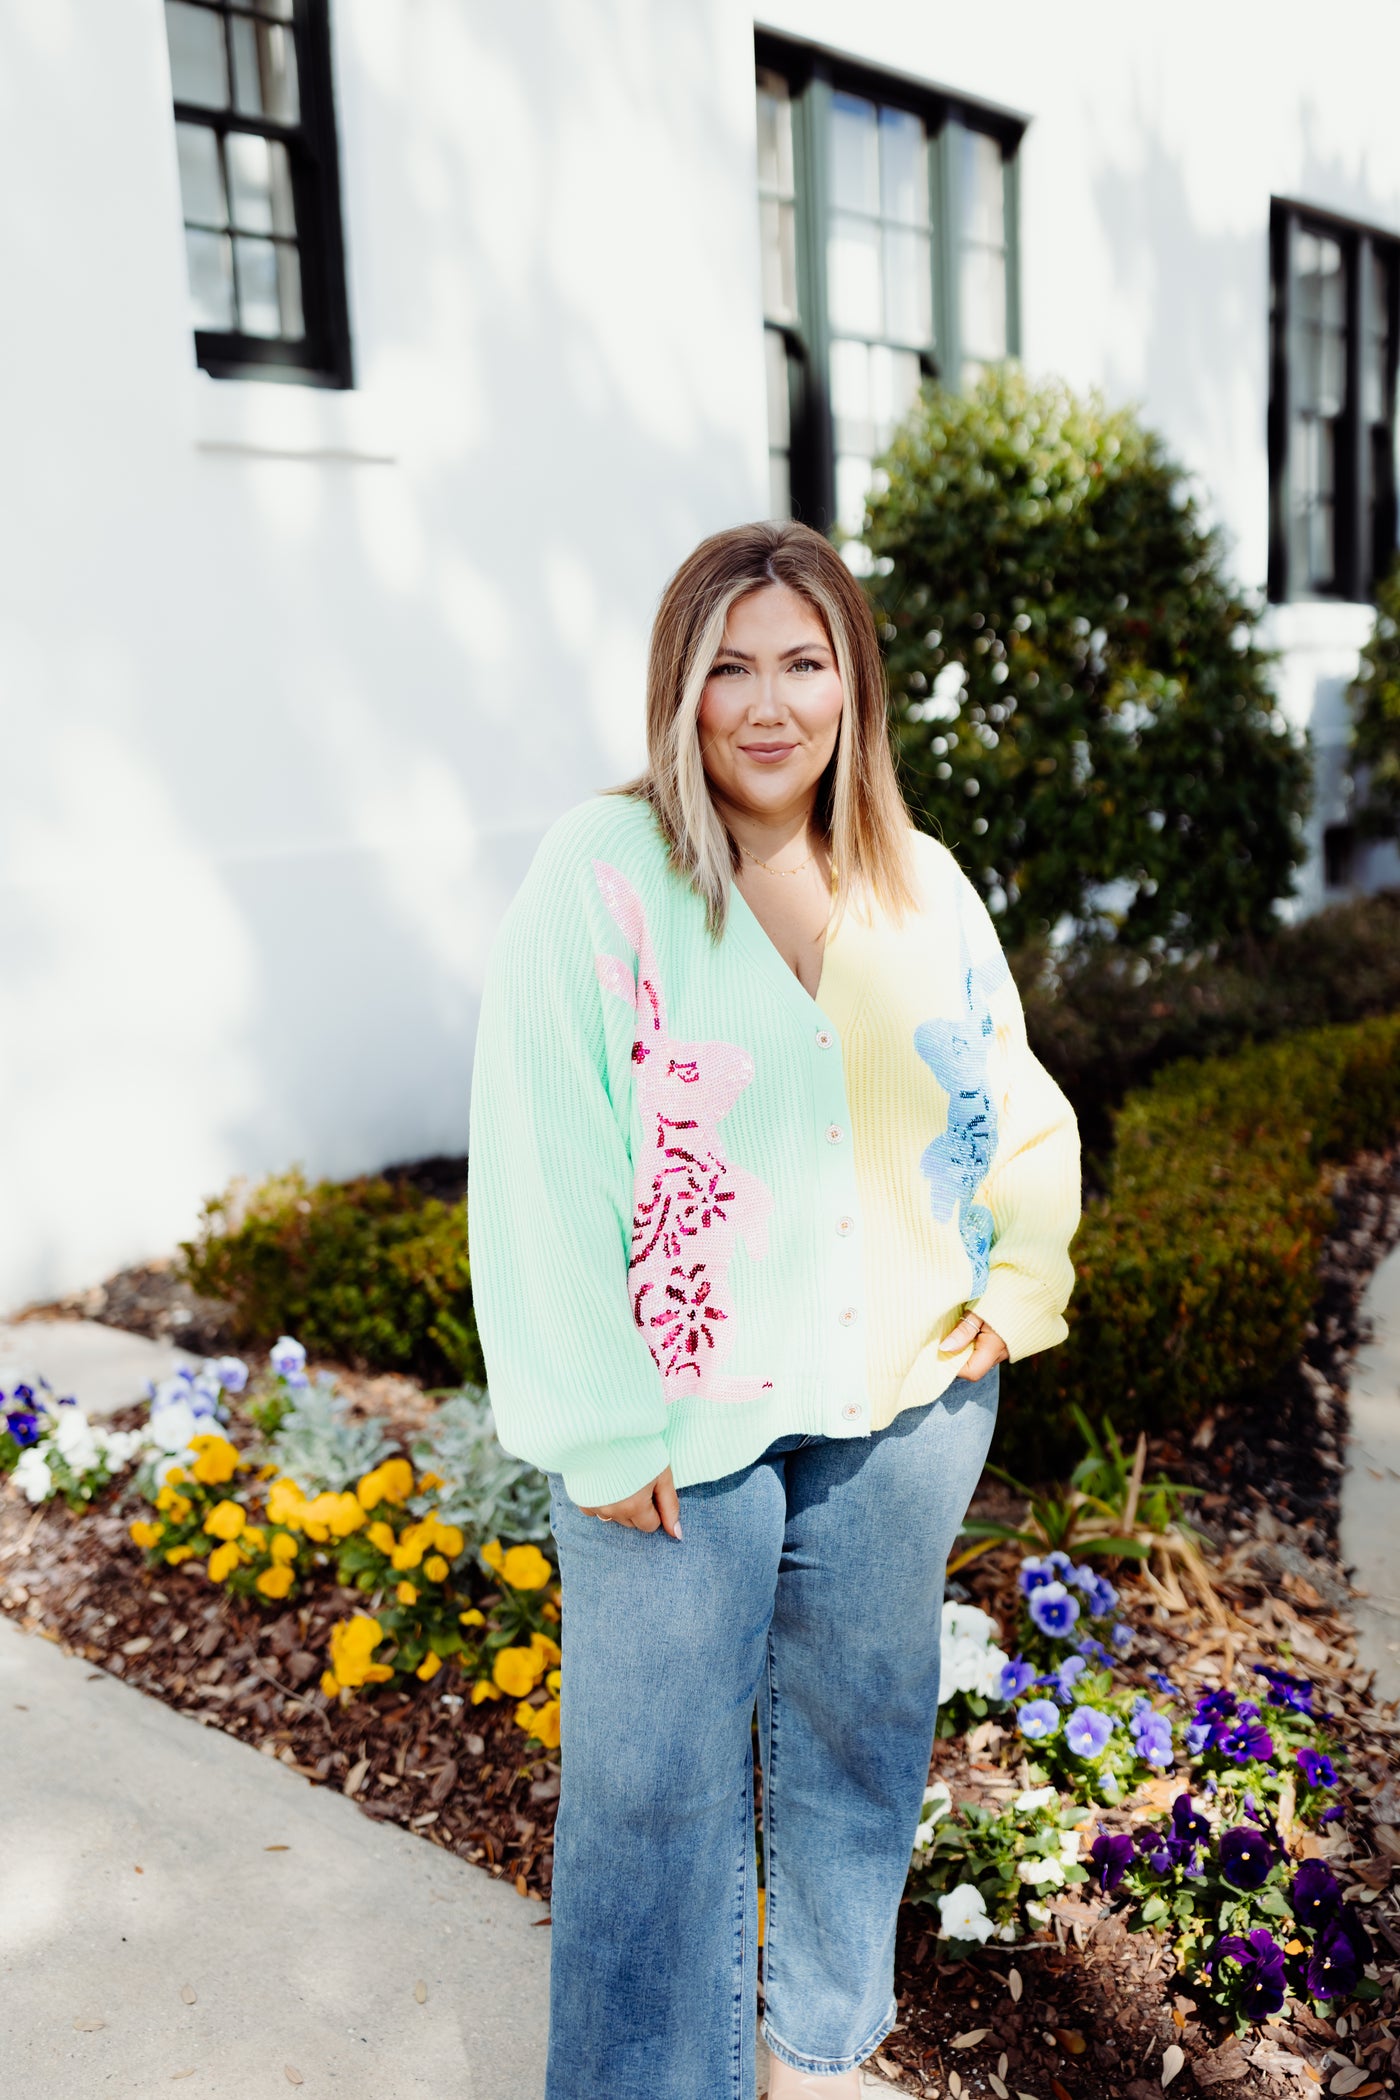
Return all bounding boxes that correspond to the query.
[830,337,873,458]
[277,243,306,339]
[175,121,227,227]
[756,70,795,199]
[759,196,798,324]
[764,326,791,451]
[229,0,294,16]
[231,15,299,123]
[961,243,1007,360]
[883,226,932,345]
[1364,246,1391,427]
[830,92,879,216]
[165,2,229,109]
[879,108,927,228]
[768,451,791,523]
[961,129,1005,248]
[234,234,283,335]
[186,226,235,329]
[828,213,881,335]
[226,131,273,232]
[870,343,922,449]
[835,451,874,539]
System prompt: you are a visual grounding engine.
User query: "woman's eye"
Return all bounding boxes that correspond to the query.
[790,657,823,673]
[711,662,745,677]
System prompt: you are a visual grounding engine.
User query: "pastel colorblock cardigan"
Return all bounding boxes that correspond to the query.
[467,791,1080,1507]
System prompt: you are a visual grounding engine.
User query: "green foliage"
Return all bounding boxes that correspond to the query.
[1015,888,1400,1157]
[179,1167,483,1385]
[861,366,1310,950]
[1007,1012,1400,1472]
[258,1375,395,1493]
[1352,553,1400,838]
[408,1386,552,1552]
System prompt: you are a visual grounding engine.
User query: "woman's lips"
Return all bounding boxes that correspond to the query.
[740,743,796,763]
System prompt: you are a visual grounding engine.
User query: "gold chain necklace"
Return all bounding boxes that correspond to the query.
[738,839,815,877]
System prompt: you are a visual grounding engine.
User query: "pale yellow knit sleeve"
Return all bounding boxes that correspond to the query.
[953,865,1082,1362]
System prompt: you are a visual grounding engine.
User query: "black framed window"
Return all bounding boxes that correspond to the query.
[1269,198,1399,601]
[164,0,352,386]
[755,33,1023,550]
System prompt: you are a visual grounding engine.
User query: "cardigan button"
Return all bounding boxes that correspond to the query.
[841,1402,863,1421]
[825,1123,844,1145]
[838,1305,859,1327]
[836,1215,855,1237]
[815,1027,834,1048]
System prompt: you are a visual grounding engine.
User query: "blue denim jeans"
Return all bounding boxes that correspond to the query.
[541,1364,1000,2099]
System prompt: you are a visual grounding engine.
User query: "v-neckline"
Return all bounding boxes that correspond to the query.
[726,875,838,1022]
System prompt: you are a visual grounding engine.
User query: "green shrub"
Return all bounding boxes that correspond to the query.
[179,1167,483,1386]
[1005,1012,1400,1473]
[1353,553,1400,839]
[1014,888,1400,1161]
[861,366,1310,952]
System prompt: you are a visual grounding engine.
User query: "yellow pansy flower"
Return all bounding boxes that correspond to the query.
[516,1697,562,1751]
[470,1678,502,1705]
[355,1456,414,1511]
[541,1599,561,1623]
[164,1544,196,1566]
[417,1470,445,1492]
[257,1460,279,1480]
[545,1668,562,1694]
[529,1631,562,1666]
[327,1491,366,1539]
[396,1582,419,1606]
[241,1525,267,1552]
[431,1522,464,1561]
[480,1539,505,1574]
[423,1555,449,1584]
[189,1434,241,1486]
[204,1499,246,1542]
[320,1669,339,1698]
[458,1608,485,1627]
[128,1519,162,1550]
[326,1613,394,1691]
[207,1540,241,1583]
[390,1519,434,1572]
[299,1491,344,1543]
[265,1478,306,1528]
[367,1520,396,1556]
[255,1563,295,1600]
[416,1651,442,1681]
[493,1646,545,1698]
[270,1531,299,1564]
[165,1465,189,1487]
[501,1544,553,1592]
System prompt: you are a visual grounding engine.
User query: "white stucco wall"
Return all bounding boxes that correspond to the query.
[2,0,1397,1307]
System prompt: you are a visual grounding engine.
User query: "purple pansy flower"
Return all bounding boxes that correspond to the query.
[1214,1928,1288,2020]
[1109,1621,1134,1651]
[1289,1858,1341,1929]
[1017,1550,1072,1597]
[5,1409,41,1449]
[1221,1717,1275,1765]
[998,1655,1037,1701]
[1252,1662,1313,1714]
[1054,1654,1088,1700]
[1318,1802,1346,1826]
[1089,1828,1135,1892]
[1133,1712,1175,1768]
[1065,1705,1114,1758]
[1218,1824,1274,1890]
[1147,1669,1180,1698]
[1076,1635,1113,1667]
[1296,1746,1337,1789]
[1017,1698,1062,1741]
[1306,1905,1371,2001]
[1028,1582,1080,1639]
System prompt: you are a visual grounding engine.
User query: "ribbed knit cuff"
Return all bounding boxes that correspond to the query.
[969,1272,1070,1366]
[559,1433,673,1511]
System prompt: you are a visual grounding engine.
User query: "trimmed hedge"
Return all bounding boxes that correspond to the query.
[1006,1012,1400,1474]
[179,1167,482,1387]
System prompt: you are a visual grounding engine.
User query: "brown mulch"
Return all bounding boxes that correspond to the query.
[4,1148,1400,2095]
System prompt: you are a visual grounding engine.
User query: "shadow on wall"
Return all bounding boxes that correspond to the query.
[0,0,766,1303]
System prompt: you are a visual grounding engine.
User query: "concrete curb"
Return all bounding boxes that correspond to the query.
[1339,1241,1400,1710]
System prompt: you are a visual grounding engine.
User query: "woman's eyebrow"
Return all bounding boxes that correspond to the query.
[712,640,831,663]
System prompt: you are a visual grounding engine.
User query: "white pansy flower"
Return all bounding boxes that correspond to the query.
[1017,1855,1066,1887]
[1014,1785,1058,1813]
[13,1446,53,1503]
[937,1635,1011,1703]
[1058,1829,1082,1863]
[153,1449,195,1488]
[997,1921,1018,1941]
[95,1426,145,1468]
[913,1781,953,1850]
[148,1395,201,1454]
[941,1601,1001,1648]
[51,1406,100,1473]
[937,1883,996,1943]
[1025,1899,1052,1922]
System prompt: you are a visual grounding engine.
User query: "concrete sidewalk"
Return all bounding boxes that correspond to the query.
[0,1318,194,1420]
[1340,1240,1400,1710]
[0,1613,552,2099]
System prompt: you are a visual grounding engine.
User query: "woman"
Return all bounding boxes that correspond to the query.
[467,520,1080,2099]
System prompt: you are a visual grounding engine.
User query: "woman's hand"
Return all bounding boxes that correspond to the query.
[578,1465,683,1539]
[938,1313,1009,1381]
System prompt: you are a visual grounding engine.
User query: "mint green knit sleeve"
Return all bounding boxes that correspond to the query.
[466,837,671,1509]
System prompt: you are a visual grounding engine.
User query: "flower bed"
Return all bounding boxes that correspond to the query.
[4,1161,1400,2094]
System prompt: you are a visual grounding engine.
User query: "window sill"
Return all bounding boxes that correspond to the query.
[187,369,398,464]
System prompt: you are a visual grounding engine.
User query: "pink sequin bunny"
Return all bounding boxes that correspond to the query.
[592,858,775,1404]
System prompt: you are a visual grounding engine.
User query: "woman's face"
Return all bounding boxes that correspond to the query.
[697,582,844,825]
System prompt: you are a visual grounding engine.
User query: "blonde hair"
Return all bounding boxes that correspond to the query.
[606,520,919,940]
